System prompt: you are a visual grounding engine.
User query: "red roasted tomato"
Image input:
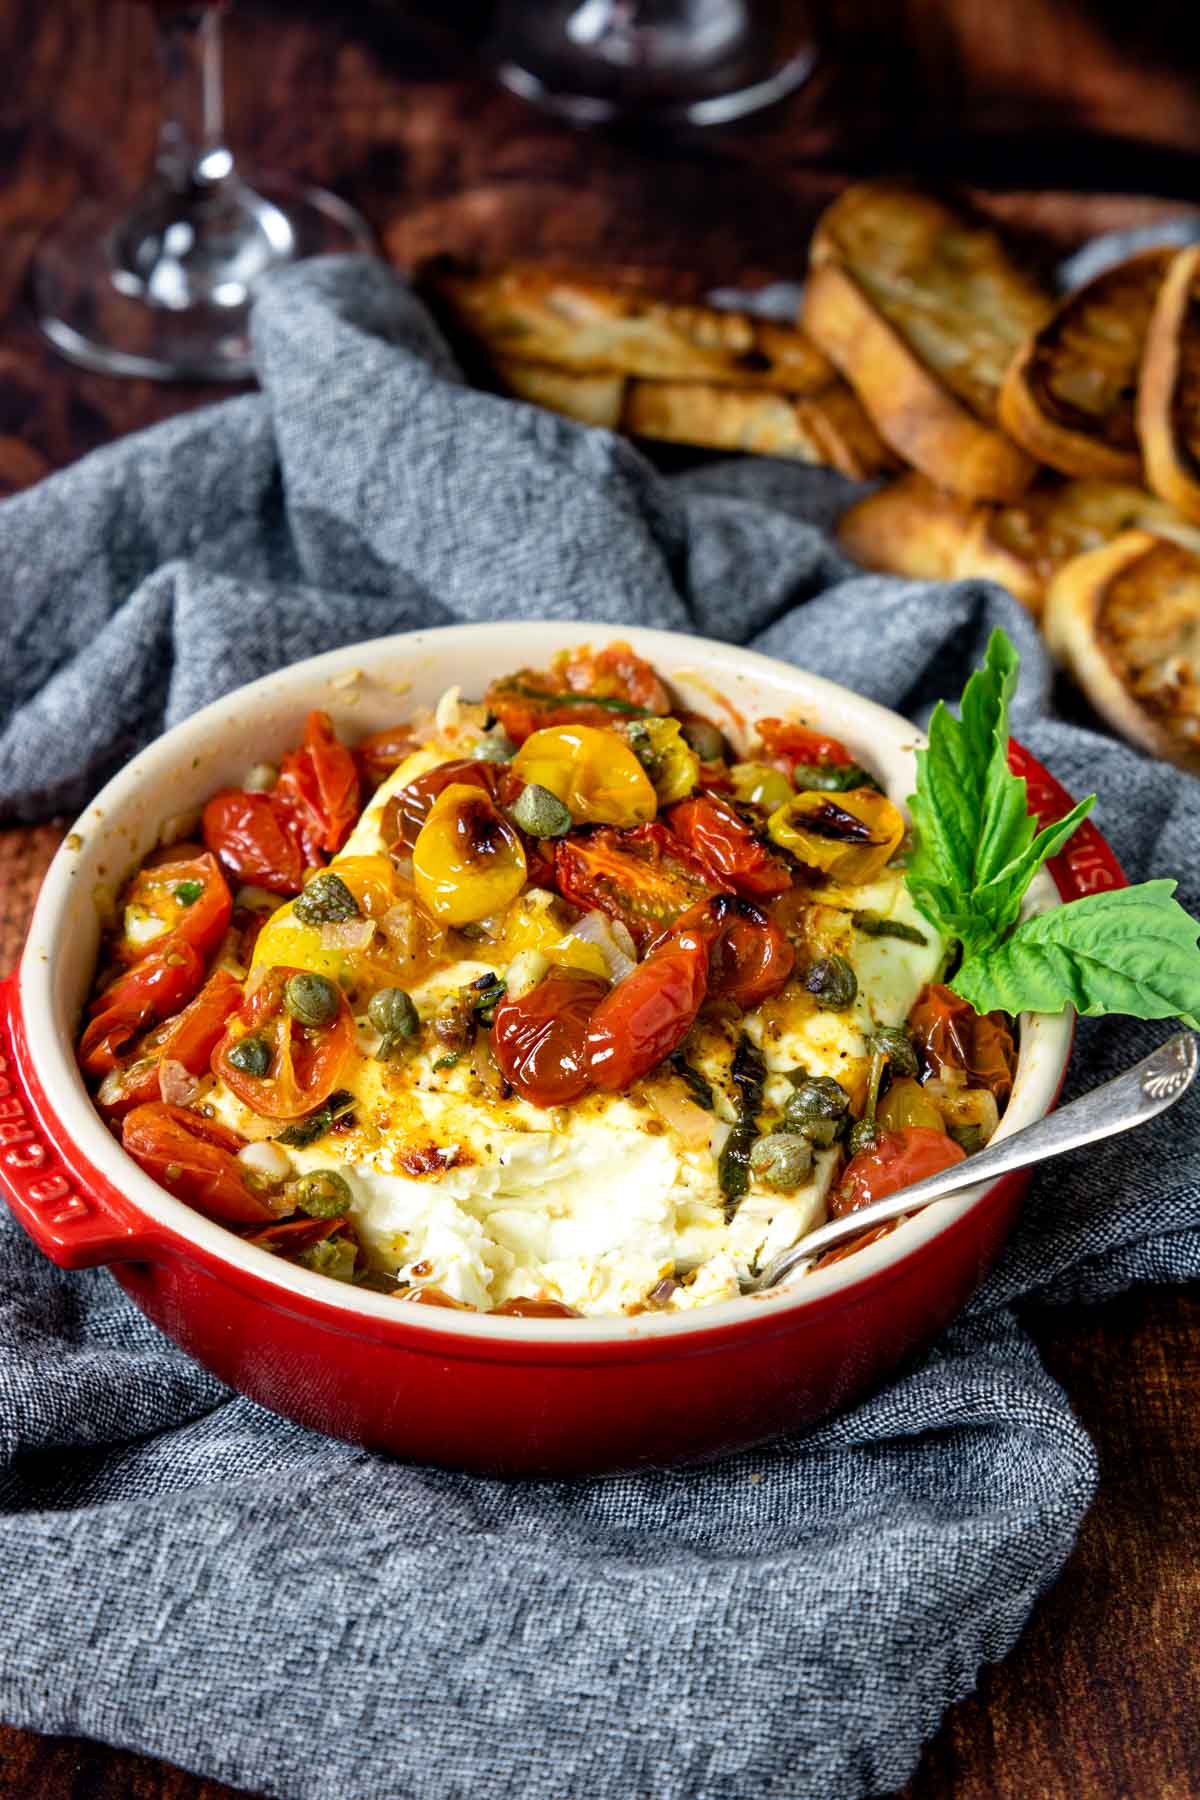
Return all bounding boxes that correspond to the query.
[202,789,312,896]
[830,1126,966,1219]
[665,793,791,901]
[274,710,361,859]
[756,718,854,772]
[78,940,206,1077]
[115,852,232,965]
[663,894,795,1010]
[383,759,507,852]
[213,965,355,1119]
[491,968,610,1108]
[554,822,719,953]
[584,919,710,1091]
[96,968,243,1117]
[122,1103,276,1224]
[908,983,1016,1105]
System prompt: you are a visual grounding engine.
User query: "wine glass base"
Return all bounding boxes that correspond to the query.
[495,45,817,127]
[31,179,374,383]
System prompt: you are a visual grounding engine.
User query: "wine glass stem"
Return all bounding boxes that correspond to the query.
[155,5,233,194]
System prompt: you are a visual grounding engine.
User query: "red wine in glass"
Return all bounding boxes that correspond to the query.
[32,1,372,380]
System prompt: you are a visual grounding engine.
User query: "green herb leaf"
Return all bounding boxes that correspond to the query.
[718,1034,765,1212]
[276,1090,355,1149]
[906,628,1200,1027]
[952,882,1200,1029]
[174,879,204,906]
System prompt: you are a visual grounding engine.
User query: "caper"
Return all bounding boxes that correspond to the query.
[749,1132,814,1192]
[510,783,572,839]
[784,1075,850,1147]
[869,1025,919,1078]
[293,1169,354,1219]
[803,954,858,1010]
[368,986,419,1059]
[284,972,341,1029]
[848,1118,879,1157]
[227,1035,272,1078]
[680,717,726,763]
[475,731,516,764]
[293,872,361,926]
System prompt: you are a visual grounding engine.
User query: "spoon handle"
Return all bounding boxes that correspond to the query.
[753,1031,1198,1290]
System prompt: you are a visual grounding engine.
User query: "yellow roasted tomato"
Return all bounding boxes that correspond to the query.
[495,887,610,979]
[253,854,446,993]
[767,789,904,885]
[413,783,528,926]
[511,725,656,827]
[622,718,700,806]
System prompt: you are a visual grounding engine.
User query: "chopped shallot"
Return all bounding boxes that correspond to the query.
[642,1076,713,1150]
[159,1060,203,1106]
[320,917,377,953]
[571,909,637,984]
[236,1139,294,1184]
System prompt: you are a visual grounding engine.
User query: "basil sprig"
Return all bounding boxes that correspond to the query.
[906,630,1200,1027]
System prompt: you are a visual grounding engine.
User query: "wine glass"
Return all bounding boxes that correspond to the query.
[31,1,373,382]
[491,0,818,127]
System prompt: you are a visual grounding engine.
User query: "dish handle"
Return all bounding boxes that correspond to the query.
[0,976,157,1269]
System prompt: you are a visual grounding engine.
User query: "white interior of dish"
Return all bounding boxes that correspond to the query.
[19,622,1072,1342]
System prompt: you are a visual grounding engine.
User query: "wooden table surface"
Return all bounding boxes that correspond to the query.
[3,2,1200,1795]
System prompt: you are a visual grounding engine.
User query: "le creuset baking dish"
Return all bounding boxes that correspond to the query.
[0,623,1121,1476]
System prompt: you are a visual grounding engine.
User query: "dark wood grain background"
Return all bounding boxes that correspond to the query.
[3,1,1200,1795]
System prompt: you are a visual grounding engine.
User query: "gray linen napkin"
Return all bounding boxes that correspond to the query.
[1,250,1199,1800]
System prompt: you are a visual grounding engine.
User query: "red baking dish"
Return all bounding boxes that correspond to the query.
[0,624,1123,1476]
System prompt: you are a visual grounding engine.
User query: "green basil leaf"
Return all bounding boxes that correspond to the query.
[951,881,1200,1029]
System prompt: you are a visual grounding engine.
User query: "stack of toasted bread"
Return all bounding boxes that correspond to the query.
[419,193,1200,773]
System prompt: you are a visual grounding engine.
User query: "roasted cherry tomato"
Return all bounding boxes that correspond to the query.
[213,964,355,1119]
[666,793,791,900]
[412,784,528,927]
[491,967,610,1107]
[122,1102,275,1224]
[585,919,710,1091]
[512,725,657,828]
[245,1216,349,1253]
[554,822,718,953]
[767,789,904,885]
[485,643,671,745]
[755,718,854,771]
[664,894,795,1010]
[384,759,505,853]
[79,940,206,1077]
[97,968,243,1117]
[829,1126,966,1219]
[353,723,419,791]
[274,710,361,859]
[116,853,232,965]
[202,789,312,896]
[908,983,1016,1105]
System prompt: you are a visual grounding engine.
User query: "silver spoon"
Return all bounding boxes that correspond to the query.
[749,1031,1198,1293]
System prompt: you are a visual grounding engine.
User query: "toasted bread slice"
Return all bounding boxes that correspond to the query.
[1043,530,1200,772]
[804,183,1049,501]
[620,378,894,478]
[490,358,895,479]
[999,248,1173,480]
[1138,244,1200,524]
[838,471,1200,616]
[423,256,835,394]
[491,359,626,429]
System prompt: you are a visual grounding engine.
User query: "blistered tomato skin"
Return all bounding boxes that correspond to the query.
[554,823,717,953]
[512,726,657,828]
[385,759,505,852]
[122,1103,276,1225]
[213,965,355,1120]
[78,941,206,1077]
[491,968,610,1107]
[412,784,528,926]
[202,789,311,896]
[767,789,904,886]
[584,926,710,1092]
[830,1127,966,1219]
[666,794,791,900]
[908,983,1017,1104]
[674,894,795,1010]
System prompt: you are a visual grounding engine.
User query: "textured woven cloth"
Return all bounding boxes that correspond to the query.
[1,252,1199,1800]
